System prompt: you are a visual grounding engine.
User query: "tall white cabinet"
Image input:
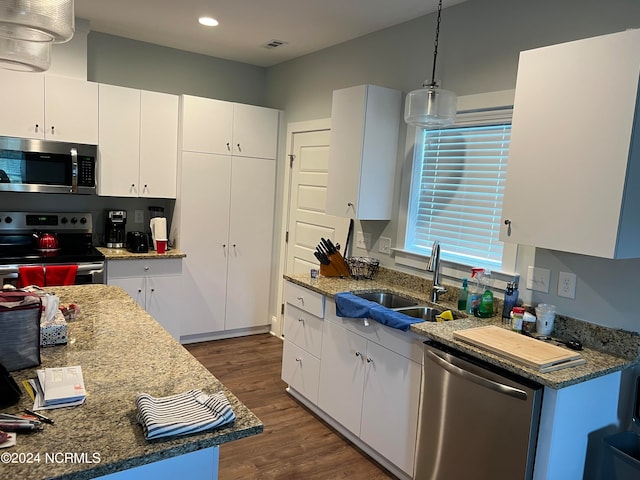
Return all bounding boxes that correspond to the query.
[175,95,279,341]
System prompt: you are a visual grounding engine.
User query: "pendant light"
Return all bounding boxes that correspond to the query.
[404,0,456,128]
[0,0,75,73]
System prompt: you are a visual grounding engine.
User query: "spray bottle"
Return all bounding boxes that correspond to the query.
[478,270,494,318]
[467,268,484,316]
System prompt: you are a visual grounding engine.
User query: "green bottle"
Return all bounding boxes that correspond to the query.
[479,272,494,318]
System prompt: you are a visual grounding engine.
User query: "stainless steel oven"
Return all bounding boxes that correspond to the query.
[0,211,105,287]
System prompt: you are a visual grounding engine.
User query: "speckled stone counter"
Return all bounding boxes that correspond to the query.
[5,285,262,480]
[97,247,186,260]
[284,271,638,389]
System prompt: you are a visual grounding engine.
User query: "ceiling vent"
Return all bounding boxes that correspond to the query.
[263,39,288,49]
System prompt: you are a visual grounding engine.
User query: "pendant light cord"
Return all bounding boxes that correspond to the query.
[429,0,443,88]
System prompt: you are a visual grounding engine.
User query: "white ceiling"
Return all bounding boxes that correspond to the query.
[75,0,469,67]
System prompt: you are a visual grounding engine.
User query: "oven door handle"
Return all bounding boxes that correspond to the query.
[70,147,78,193]
[0,263,105,280]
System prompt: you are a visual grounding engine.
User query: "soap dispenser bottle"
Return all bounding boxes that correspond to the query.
[502,281,519,325]
[458,278,468,311]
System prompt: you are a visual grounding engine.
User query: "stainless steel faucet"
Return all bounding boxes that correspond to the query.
[427,240,447,303]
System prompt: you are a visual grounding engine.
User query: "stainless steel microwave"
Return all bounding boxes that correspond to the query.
[0,136,97,194]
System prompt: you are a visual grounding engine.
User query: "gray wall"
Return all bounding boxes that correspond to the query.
[87,32,268,105]
[265,0,640,332]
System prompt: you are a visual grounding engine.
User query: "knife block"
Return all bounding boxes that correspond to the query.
[320,252,351,278]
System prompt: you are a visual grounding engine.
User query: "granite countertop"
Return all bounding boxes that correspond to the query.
[97,247,186,260]
[5,285,262,480]
[284,272,638,389]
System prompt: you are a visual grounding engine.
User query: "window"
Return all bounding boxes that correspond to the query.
[405,108,512,270]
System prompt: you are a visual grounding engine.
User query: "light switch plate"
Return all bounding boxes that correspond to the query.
[379,236,391,255]
[526,266,550,293]
[355,231,371,249]
[134,210,144,223]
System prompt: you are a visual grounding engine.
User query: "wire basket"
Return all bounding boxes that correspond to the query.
[345,257,380,280]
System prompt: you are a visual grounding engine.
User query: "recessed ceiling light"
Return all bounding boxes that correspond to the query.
[198,16,219,27]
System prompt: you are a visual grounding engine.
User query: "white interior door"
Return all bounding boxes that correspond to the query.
[285,129,350,275]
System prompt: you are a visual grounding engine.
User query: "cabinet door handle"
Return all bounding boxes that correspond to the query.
[150,288,155,293]
[144,266,150,271]
[137,289,142,293]
[296,296,304,306]
[355,351,362,358]
[366,357,373,364]
[504,219,512,236]
[297,317,304,323]
[226,142,231,151]
[50,126,55,134]
[35,123,39,132]
[295,357,302,363]
[237,143,241,152]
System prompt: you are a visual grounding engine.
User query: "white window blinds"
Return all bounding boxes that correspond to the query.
[406,119,511,269]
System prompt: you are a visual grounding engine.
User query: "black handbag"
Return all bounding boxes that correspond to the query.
[0,361,22,408]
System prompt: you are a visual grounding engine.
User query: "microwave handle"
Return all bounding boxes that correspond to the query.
[70,147,78,193]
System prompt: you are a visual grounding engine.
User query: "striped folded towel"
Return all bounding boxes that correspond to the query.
[135,389,236,440]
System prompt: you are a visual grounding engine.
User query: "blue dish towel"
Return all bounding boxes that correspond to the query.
[334,292,377,318]
[368,305,423,332]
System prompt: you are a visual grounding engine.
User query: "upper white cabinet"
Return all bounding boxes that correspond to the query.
[0,71,98,144]
[326,84,402,220]
[98,84,179,198]
[181,95,278,159]
[500,29,640,258]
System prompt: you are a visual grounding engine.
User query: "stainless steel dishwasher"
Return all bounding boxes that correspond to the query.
[414,341,543,480]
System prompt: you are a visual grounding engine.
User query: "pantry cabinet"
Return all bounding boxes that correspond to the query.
[106,258,183,340]
[98,84,179,198]
[175,95,279,340]
[181,95,278,159]
[326,84,402,220]
[0,71,98,144]
[176,152,276,337]
[500,29,640,258]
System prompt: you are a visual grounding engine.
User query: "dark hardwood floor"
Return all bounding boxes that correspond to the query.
[185,333,396,480]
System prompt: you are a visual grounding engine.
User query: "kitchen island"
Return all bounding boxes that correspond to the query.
[4,284,263,480]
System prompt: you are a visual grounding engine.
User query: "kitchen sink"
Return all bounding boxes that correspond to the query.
[394,306,464,322]
[352,291,418,309]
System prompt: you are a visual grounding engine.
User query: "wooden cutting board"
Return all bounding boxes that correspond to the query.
[453,325,586,373]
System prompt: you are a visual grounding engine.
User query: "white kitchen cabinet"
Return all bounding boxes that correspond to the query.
[0,71,98,144]
[181,95,278,159]
[281,282,325,403]
[500,29,640,258]
[176,152,276,338]
[107,258,183,340]
[98,84,179,198]
[326,84,402,220]
[314,299,422,477]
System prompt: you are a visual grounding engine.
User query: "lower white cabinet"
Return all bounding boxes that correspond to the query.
[107,259,183,340]
[318,317,422,476]
[281,282,422,478]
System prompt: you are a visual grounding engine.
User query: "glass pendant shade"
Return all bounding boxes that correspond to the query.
[404,83,457,128]
[0,36,50,71]
[0,0,75,43]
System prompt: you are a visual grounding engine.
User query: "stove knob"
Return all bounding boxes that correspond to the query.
[70,217,78,224]
[61,217,68,224]
[80,217,87,224]
[4,216,12,224]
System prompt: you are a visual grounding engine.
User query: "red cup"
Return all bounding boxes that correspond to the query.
[156,239,167,254]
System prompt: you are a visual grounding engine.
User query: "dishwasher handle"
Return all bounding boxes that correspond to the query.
[426,347,528,401]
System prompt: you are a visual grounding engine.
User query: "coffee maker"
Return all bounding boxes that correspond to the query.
[105,210,127,248]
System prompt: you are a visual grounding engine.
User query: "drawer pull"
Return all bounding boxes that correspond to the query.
[295,357,302,363]
[366,357,373,364]
[355,351,362,358]
[297,317,304,323]
[296,296,304,306]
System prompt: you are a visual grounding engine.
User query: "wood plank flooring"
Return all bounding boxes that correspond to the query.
[185,333,395,480]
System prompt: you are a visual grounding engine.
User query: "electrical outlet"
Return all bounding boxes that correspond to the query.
[558,271,577,299]
[134,209,144,223]
[526,266,551,293]
[379,236,392,255]
[355,231,371,249]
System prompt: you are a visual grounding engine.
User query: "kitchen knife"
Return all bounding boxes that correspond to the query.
[320,238,334,254]
[326,238,339,253]
[314,251,330,265]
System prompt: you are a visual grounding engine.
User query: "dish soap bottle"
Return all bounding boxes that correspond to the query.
[479,270,494,318]
[502,281,519,325]
[458,278,468,311]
